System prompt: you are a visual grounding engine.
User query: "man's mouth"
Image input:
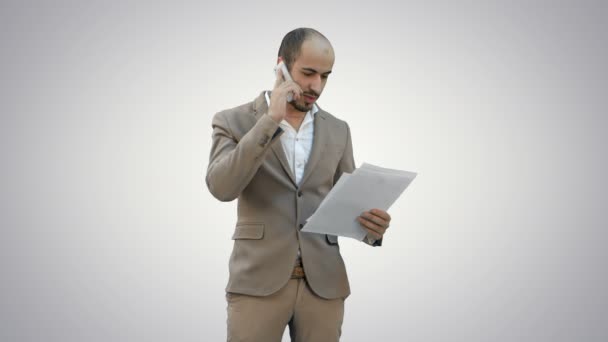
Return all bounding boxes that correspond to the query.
[303,94,317,103]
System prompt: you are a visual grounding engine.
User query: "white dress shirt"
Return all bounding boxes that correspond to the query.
[265,91,318,185]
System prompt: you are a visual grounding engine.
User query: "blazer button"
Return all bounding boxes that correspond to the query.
[299,224,304,229]
[297,191,303,197]
[258,135,270,146]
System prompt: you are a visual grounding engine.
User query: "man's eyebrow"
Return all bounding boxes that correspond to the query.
[301,67,332,75]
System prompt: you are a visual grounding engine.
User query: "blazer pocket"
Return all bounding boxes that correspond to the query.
[326,234,339,245]
[232,223,265,240]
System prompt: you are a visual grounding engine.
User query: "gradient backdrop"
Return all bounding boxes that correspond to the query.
[1,1,607,341]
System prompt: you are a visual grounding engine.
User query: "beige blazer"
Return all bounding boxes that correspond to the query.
[206,92,378,300]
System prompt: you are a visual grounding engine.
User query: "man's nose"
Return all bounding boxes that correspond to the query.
[309,75,322,94]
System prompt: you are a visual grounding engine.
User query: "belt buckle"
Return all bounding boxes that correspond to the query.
[291,266,305,279]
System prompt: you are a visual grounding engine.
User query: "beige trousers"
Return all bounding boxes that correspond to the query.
[226,278,345,342]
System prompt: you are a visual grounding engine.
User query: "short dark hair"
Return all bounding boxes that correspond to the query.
[278,28,329,70]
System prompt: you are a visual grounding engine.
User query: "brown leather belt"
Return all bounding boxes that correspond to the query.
[291,265,306,279]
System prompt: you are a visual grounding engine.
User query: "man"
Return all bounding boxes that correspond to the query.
[206,28,392,342]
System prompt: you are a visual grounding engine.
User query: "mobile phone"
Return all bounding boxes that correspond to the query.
[275,61,294,102]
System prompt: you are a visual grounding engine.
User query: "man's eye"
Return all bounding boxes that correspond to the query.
[321,75,329,79]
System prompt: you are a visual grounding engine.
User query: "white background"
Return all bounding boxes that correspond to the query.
[1,1,607,341]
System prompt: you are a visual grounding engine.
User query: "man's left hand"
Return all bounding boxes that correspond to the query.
[357,208,391,240]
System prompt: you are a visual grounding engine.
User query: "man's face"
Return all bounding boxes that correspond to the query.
[286,38,335,112]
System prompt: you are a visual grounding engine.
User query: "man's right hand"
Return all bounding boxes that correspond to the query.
[268,65,302,123]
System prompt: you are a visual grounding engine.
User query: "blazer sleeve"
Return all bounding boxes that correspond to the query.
[333,122,382,247]
[206,112,283,202]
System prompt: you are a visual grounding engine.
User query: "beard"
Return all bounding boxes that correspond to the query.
[289,92,319,112]
[289,99,313,112]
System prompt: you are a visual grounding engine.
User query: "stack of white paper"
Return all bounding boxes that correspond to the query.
[302,163,417,241]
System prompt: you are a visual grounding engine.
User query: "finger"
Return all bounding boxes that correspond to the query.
[271,82,296,103]
[358,219,383,240]
[357,216,386,236]
[361,211,389,228]
[282,82,303,100]
[370,208,391,222]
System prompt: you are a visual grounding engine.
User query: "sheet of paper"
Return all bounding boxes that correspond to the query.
[302,163,417,240]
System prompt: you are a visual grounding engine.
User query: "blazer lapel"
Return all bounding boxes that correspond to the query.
[270,141,297,186]
[299,110,328,186]
[252,92,298,186]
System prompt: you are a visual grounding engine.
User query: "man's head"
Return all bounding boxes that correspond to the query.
[277,28,335,112]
